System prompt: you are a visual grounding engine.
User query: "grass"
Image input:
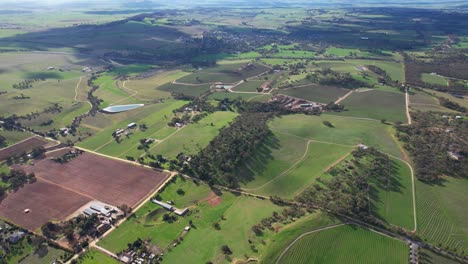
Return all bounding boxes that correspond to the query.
[371,158,414,230]
[122,70,189,99]
[260,212,340,264]
[147,111,238,159]
[335,90,407,123]
[98,176,280,264]
[232,80,264,92]
[250,141,353,199]
[421,73,447,86]
[270,114,404,159]
[75,249,119,264]
[275,84,349,104]
[416,177,468,254]
[419,248,461,264]
[277,224,408,264]
[78,100,186,158]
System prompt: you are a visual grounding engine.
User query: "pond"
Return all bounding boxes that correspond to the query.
[102,104,144,113]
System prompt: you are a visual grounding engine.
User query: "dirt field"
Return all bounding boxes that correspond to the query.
[20,151,170,207]
[0,180,91,230]
[0,136,51,160]
[0,150,170,230]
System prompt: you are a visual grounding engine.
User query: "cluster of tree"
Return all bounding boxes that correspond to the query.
[323,102,346,112]
[366,65,398,86]
[396,112,467,182]
[12,79,41,90]
[43,103,63,114]
[12,94,30,100]
[40,120,53,126]
[168,114,191,127]
[306,68,372,89]
[0,169,36,193]
[188,112,274,187]
[438,97,467,113]
[297,148,397,222]
[51,150,83,164]
[251,205,306,236]
[0,134,5,148]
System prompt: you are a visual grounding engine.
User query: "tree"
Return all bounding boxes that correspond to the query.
[176,188,185,195]
[221,245,232,255]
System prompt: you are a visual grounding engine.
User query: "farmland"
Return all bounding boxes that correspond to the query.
[0,3,466,264]
[0,150,169,230]
[277,224,408,264]
[416,177,468,254]
[269,114,404,159]
[335,90,407,123]
[274,84,348,103]
[98,176,281,263]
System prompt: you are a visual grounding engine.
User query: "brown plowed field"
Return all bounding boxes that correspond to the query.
[0,180,91,230]
[0,150,170,230]
[0,136,50,160]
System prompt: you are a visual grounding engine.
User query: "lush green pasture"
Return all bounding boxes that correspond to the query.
[93,75,141,108]
[371,158,414,229]
[325,47,374,57]
[253,141,353,198]
[416,178,468,254]
[99,176,280,263]
[76,249,119,264]
[270,114,404,159]
[336,90,407,122]
[78,100,186,157]
[421,73,447,86]
[109,64,153,76]
[276,84,348,103]
[238,132,308,189]
[278,224,408,264]
[147,111,238,159]
[260,212,339,264]
[354,59,404,82]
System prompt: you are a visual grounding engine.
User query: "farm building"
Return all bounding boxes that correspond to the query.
[90,203,111,216]
[152,199,174,211]
[174,208,189,216]
[127,122,137,129]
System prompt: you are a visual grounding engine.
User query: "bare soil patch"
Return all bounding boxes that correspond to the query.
[0,136,49,160]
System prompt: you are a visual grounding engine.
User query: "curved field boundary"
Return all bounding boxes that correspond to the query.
[275,223,348,264]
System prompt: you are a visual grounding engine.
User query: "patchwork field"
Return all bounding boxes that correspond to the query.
[78,100,186,157]
[147,111,238,159]
[269,114,404,159]
[277,224,408,264]
[275,84,348,103]
[18,150,170,207]
[335,90,407,122]
[416,178,467,254]
[0,136,53,160]
[98,176,280,263]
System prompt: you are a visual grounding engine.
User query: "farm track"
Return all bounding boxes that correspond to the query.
[406,88,412,125]
[334,90,354,104]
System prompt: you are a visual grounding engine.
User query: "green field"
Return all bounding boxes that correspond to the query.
[158,82,212,97]
[231,80,264,92]
[122,70,189,99]
[98,176,280,263]
[416,177,468,254]
[419,248,461,264]
[421,73,448,86]
[175,63,269,84]
[78,100,186,157]
[277,224,408,264]
[147,111,238,159]
[269,114,404,159]
[275,84,348,103]
[249,141,353,198]
[75,249,119,264]
[336,90,407,122]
